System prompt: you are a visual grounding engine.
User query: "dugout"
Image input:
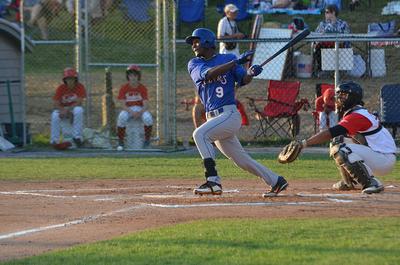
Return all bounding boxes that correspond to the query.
[0,18,33,145]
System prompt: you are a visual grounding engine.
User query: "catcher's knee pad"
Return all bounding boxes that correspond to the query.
[333,145,371,188]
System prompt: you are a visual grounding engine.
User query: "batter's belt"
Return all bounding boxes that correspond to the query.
[206,104,236,119]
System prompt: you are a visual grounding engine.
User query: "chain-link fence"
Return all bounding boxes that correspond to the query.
[14,0,177,151]
[3,1,400,150]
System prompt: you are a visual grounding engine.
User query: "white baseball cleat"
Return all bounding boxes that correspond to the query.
[117,145,124,151]
[193,181,222,195]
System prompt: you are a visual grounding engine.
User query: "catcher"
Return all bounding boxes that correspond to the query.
[278,81,396,194]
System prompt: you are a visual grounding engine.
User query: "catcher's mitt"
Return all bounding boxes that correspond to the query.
[278,140,302,164]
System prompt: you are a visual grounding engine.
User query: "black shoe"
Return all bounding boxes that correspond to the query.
[193,181,222,195]
[263,176,288,197]
[362,177,384,194]
[73,138,83,147]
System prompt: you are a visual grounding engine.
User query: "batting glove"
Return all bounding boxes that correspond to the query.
[247,65,263,77]
[235,50,255,65]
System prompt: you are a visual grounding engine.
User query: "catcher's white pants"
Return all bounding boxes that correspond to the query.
[50,106,84,144]
[319,111,338,131]
[338,143,396,176]
[193,104,279,187]
[117,106,153,127]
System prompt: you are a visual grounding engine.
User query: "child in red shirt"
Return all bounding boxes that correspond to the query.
[116,65,153,150]
[51,67,86,148]
[315,88,338,131]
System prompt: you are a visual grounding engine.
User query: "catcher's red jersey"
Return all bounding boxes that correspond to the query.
[53,83,86,107]
[118,83,148,107]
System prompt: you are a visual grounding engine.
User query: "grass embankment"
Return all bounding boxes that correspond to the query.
[3,218,400,265]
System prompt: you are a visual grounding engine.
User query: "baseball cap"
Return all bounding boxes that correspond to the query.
[224,4,239,13]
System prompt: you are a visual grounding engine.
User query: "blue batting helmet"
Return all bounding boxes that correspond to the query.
[185,28,216,48]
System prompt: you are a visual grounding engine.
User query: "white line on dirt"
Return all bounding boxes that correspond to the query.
[326,198,354,203]
[146,201,330,208]
[296,192,366,198]
[0,199,349,241]
[0,191,74,198]
[0,204,146,241]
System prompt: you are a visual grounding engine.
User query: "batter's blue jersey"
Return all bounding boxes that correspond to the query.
[188,53,246,112]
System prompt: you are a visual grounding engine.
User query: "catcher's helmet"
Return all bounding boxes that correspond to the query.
[185,28,216,49]
[126,64,141,81]
[63,67,78,80]
[335,81,364,112]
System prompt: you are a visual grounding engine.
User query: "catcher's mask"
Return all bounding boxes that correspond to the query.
[185,28,216,49]
[126,65,141,81]
[335,81,364,115]
[63,67,78,83]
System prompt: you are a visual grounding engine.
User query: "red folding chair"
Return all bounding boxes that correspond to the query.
[247,80,307,139]
[312,83,335,133]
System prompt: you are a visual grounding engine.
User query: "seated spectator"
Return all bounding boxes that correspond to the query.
[65,0,113,24]
[315,88,338,131]
[116,65,153,150]
[50,67,86,148]
[313,4,351,75]
[28,0,63,40]
[315,4,350,35]
[217,3,245,58]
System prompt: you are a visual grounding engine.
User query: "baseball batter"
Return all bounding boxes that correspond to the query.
[299,81,396,194]
[50,67,86,147]
[185,28,289,197]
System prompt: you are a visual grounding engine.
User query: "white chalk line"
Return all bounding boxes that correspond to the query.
[296,192,366,198]
[0,204,146,241]
[147,201,330,208]
[0,199,348,241]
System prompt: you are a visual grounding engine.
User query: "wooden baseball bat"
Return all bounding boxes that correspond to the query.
[260,29,310,67]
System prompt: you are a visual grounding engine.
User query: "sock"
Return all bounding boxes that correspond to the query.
[117,127,126,145]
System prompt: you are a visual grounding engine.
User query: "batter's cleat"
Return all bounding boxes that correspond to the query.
[332,180,355,191]
[263,176,288,197]
[193,181,222,195]
[362,177,384,194]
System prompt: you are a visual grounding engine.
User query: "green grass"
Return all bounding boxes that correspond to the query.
[0,154,399,181]
[3,218,400,265]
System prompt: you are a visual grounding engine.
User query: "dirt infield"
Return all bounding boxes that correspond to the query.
[1,179,400,261]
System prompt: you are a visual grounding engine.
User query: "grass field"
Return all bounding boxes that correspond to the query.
[2,218,400,265]
[0,153,399,181]
[1,154,400,264]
